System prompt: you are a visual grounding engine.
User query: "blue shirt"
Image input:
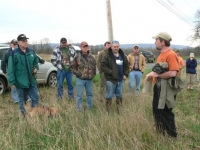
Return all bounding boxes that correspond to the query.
[115,54,124,81]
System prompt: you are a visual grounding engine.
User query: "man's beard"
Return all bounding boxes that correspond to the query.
[156,46,161,50]
[113,49,118,54]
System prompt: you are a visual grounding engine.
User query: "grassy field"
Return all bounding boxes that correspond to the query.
[0,55,200,149]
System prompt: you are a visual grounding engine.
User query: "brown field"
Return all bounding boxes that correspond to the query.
[0,55,200,149]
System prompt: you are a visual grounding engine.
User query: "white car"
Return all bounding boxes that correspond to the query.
[0,46,57,95]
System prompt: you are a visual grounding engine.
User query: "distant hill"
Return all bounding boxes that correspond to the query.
[49,43,189,50]
[118,43,190,50]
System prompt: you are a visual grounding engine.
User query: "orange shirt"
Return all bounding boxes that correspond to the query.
[156,49,179,72]
[177,56,185,69]
[153,49,179,83]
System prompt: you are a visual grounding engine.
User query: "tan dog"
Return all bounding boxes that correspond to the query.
[29,106,58,117]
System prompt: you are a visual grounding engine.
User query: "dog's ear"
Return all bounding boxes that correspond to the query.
[50,108,58,116]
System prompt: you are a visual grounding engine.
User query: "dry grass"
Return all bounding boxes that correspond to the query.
[0,80,200,149]
[0,54,199,149]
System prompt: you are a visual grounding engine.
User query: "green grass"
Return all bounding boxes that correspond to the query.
[0,67,200,149]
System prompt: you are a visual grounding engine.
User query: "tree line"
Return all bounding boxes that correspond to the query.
[28,9,200,57]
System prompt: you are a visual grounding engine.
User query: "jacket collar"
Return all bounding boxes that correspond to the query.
[108,47,124,57]
[17,47,30,54]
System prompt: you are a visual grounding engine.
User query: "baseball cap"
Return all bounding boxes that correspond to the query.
[60,37,67,43]
[190,53,194,58]
[10,39,18,44]
[80,41,88,47]
[17,34,29,41]
[152,32,172,42]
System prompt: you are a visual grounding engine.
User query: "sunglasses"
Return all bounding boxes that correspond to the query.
[83,45,88,48]
[112,40,119,44]
[134,47,138,49]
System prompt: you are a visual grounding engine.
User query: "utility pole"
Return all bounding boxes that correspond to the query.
[106,0,113,42]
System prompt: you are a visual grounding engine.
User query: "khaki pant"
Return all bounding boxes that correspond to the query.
[187,73,196,87]
[100,72,106,100]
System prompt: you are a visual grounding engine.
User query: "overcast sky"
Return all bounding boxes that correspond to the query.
[0,0,199,47]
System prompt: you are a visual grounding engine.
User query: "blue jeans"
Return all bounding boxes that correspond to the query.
[11,87,19,103]
[11,87,30,103]
[17,85,39,113]
[76,78,93,110]
[57,69,74,98]
[105,80,124,100]
[129,70,142,93]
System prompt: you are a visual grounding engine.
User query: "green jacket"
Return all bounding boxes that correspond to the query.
[8,47,39,88]
[1,48,11,74]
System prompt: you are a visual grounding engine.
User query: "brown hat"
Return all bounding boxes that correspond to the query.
[80,41,88,47]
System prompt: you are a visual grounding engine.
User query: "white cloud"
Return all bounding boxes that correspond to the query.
[0,0,199,47]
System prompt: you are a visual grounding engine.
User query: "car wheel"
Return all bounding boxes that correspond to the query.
[0,78,6,95]
[47,72,57,87]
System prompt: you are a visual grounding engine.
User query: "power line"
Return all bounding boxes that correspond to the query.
[193,0,200,5]
[167,0,194,23]
[183,0,197,10]
[159,0,193,26]
[157,0,194,27]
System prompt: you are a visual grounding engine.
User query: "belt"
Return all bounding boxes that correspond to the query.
[133,69,140,71]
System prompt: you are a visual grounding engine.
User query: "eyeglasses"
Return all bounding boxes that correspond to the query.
[134,47,138,49]
[112,40,119,44]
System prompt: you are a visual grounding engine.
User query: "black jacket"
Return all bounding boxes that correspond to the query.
[101,47,129,83]
[1,48,11,74]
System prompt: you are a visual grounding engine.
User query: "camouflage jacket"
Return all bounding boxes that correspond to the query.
[71,52,96,80]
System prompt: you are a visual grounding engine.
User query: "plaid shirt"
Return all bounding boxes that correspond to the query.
[51,46,75,70]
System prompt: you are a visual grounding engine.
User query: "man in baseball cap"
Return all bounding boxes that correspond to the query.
[8,34,39,117]
[1,39,19,103]
[146,32,179,138]
[51,37,76,100]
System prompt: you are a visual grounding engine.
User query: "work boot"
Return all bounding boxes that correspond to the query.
[106,100,112,114]
[116,98,122,113]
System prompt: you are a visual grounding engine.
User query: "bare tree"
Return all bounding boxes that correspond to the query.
[30,38,53,54]
[192,10,200,45]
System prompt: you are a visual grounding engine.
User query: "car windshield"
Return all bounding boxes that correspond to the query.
[141,51,152,55]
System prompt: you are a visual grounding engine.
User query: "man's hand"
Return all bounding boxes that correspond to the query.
[123,75,127,80]
[146,71,158,80]
[33,67,37,74]
[11,85,16,88]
